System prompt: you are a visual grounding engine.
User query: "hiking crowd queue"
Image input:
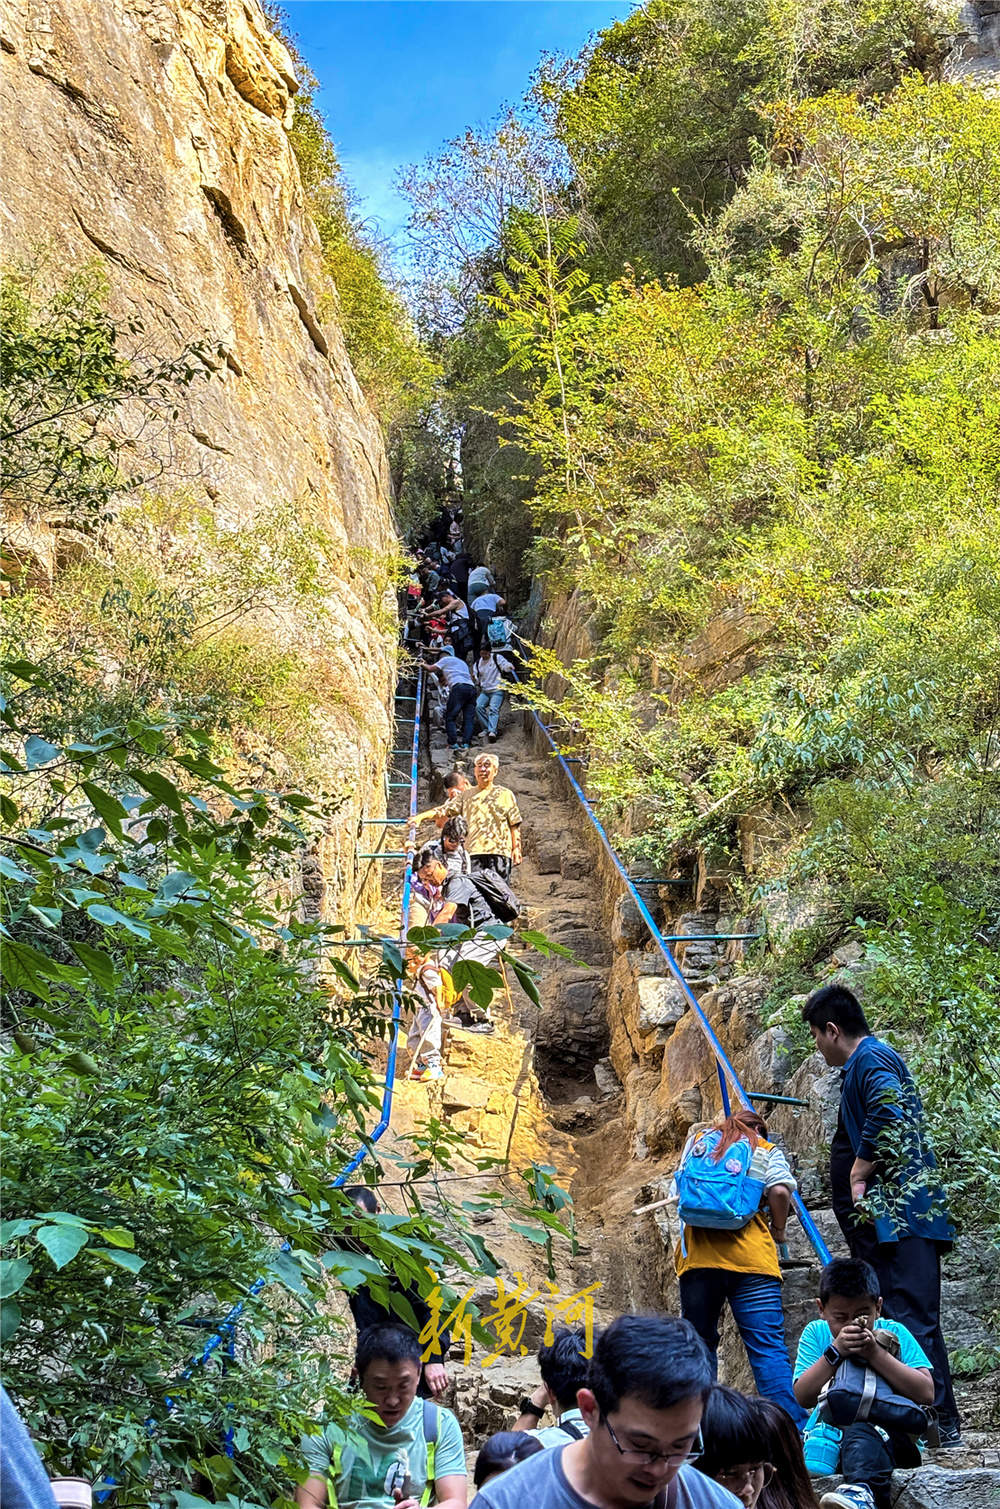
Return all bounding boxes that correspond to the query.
[3,510,963,1509]
[284,1232,953,1509]
[398,509,530,1076]
[395,510,960,1509]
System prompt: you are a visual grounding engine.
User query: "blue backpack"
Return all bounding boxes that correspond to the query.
[486,616,511,649]
[674,1128,766,1234]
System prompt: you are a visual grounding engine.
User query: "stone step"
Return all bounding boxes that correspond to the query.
[817,1462,1000,1506]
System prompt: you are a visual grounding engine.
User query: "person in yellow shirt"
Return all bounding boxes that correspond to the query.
[446,753,522,880]
[671,1109,807,1427]
[410,755,522,881]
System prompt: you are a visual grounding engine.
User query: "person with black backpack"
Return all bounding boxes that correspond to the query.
[415,843,517,1034]
[512,1328,595,1448]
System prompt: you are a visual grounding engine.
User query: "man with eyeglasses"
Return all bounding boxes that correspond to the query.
[469,1314,740,1508]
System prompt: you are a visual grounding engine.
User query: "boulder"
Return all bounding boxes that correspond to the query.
[593,1057,622,1099]
[893,1466,1000,1506]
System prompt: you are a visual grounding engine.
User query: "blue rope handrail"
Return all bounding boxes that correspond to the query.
[527,709,831,1266]
[96,668,425,1497]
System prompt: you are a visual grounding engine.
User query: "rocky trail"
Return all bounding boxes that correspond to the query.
[378,697,1000,1506]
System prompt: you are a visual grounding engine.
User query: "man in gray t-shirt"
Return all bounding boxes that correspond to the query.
[471,1447,737,1508]
[470,1315,738,1509]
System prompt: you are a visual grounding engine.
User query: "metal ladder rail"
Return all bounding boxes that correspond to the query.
[333,665,424,1187]
[527,709,831,1265]
[93,669,427,1496]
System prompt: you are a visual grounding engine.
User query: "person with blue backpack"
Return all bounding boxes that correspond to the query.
[671,1108,806,1427]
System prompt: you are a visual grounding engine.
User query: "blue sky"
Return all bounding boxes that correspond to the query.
[283,1,636,246]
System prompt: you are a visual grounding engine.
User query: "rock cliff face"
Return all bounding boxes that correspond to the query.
[1,0,398,920]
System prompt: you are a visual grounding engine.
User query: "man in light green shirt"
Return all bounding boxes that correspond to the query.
[296,1323,467,1509]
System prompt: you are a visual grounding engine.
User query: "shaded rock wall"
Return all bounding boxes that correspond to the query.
[1,0,398,922]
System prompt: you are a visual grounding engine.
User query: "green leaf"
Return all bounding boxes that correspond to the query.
[3,658,45,681]
[519,930,574,959]
[0,1257,33,1298]
[319,1251,384,1289]
[81,782,129,837]
[1,938,61,999]
[509,1220,555,1245]
[63,1052,100,1076]
[93,1248,145,1273]
[449,957,503,1009]
[85,903,150,938]
[35,1211,89,1225]
[0,854,33,883]
[0,793,17,824]
[507,953,541,1007]
[130,769,184,814]
[267,1248,308,1295]
[27,905,61,928]
[24,735,61,769]
[70,941,117,990]
[0,1219,36,1243]
[35,1223,90,1270]
[0,1301,22,1341]
[97,1226,134,1249]
[158,870,198,899]
[461,1231,499,1276]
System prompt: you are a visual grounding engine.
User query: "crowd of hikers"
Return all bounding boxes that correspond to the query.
[1,507,962,1509]
[273,974,959,1509]
[397,506,529,1069]
[286,1233,952,1509]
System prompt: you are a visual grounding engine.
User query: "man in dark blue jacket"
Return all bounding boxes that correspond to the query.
[802,984,961,1444]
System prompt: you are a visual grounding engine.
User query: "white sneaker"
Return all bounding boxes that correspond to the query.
[820,1487,876,1509]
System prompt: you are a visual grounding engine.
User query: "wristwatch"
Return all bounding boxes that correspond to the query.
[823,1343,842,1368]
[519,1396,543,1416]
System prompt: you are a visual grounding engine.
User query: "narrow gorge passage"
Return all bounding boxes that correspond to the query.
[379,692,1000,1500]
[376,699,666,1451]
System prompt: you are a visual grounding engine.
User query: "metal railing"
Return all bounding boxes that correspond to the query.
[96,668,425,1496]
[527,709,831,1265]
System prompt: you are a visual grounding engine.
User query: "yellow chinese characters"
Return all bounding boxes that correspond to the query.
[419,1272,601,1367]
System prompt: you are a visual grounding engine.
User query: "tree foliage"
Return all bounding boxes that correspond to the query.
[395,2,1000,1238]
[0,269,572,1504]
[1,262,215,546]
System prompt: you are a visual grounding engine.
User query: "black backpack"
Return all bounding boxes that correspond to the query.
[471,869,520,923]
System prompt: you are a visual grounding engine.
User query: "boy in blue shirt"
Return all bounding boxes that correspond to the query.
[793,1258,933,1509]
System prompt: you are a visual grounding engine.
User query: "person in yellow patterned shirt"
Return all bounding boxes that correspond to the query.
[446,753,522,881]
[671,1108,807,1427]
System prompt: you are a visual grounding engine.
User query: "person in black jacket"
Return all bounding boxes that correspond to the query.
[341,1186,450,1398]
[802,985,960,1445]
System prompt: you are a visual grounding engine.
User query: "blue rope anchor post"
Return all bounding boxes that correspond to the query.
[527,711,831,1265]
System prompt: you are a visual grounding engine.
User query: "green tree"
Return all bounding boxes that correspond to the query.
[1,262,215,546]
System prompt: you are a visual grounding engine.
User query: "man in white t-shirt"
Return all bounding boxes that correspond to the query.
[473,644,516,741]
[424,644,476,750]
